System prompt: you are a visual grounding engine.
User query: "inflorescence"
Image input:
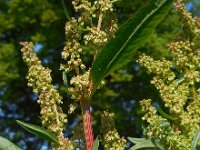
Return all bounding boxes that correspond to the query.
[138,0,200,149]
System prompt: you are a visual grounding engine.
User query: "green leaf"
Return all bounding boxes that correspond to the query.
[62,0,71,20]
[92,136,100,150]
[128,137,145,144]
[90,0,173,90]
[174,77,184,86]
[62,71,68,88]
[16,120,59,144]
[128,138,164,150]
[0,136,21,150]
[191,128,200,150]
[111,0,121,3]
[154,105,177,121]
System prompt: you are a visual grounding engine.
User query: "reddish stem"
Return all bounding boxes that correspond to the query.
[80,100,94,150]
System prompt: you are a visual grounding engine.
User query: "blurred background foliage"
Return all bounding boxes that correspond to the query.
[0,0,199,149]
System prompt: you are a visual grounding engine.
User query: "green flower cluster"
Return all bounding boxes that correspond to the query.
[20,42,73,150]
[140,99,169,139]
[60,0,116,73]
[140,99,191,149]
[60,0,117,105]
[70,123,85,149]
[60,17,86,73]
[175,0,198,39]
[101,111,126,150]
[93,0,113,12]
[169,41,200,84]
[69,71,91,100]
[83,0,117,46]
[60,0,118,149]
[138,0,200,149]
[60,0,94,116]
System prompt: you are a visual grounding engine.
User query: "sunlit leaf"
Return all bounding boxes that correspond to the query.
[128,137,164,150]
[90,0,173,90]
[128,137,145,144]
[92,136,100,150]
[191,128,200,150]
[0,136,21,150]
[62,71,68,88]
[17,120,59,144]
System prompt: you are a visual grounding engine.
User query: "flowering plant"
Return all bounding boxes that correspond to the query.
[1,0,199,150]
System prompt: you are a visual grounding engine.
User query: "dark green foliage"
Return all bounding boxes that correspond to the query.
[0,43,19,87]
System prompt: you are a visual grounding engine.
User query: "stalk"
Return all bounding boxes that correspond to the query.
[80,98,94,150]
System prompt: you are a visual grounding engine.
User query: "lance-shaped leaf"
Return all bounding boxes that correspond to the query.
[191,128,200,150]
[90,0,173,89]
[62,0,71,20]
[128,137,164,150]
[128,137,146,144]
[17,120,59,144]
[0,136,21,150]
[154,105,177,121]
[92,136,100,150]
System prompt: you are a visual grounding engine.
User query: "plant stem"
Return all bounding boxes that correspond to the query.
[80,98,94,150]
